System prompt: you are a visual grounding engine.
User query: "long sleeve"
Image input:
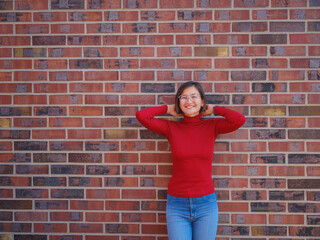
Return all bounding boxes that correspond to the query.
[136,105,170,137]
[214,106,246,135]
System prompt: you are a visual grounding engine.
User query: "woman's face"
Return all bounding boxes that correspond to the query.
[179,86,204,117]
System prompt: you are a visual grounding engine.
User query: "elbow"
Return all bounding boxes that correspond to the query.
[240,114,246,127]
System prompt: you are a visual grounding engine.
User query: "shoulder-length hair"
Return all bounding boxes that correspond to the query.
[174,81,207,114]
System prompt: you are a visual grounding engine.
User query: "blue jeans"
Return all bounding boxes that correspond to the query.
[166,192,219,240]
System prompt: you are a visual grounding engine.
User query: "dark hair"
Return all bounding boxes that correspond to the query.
[174,81,207,114]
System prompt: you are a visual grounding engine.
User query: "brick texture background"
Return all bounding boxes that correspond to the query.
[0,0,320,239]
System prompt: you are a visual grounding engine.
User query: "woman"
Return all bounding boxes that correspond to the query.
[136,81,246,240]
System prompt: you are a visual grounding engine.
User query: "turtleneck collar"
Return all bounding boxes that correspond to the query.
[181,113,202,125]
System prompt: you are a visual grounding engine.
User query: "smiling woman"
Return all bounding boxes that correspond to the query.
[136,81,246,240]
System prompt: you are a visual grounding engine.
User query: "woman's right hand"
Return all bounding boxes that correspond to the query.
[167,105,182,117]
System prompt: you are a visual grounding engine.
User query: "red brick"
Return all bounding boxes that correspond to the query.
[269,214,304,224]
[139,35,173,45]
[123,23,156,33]
[34,12,67,22]
[48,47,82,57]
[290,82,317,92]
[0,12,31,22]
[105,59,139,69]
[290,9,320,19]
[34,59,68,69]
[86,212,119,222]
[176,34,211,45]
[252,9,288,20]
[218,202,249,212]
[0,72,12,81]
[14,95,46,105]
[271,0,307,7]
[104,35,137,45]
[15,0,48,9]
[197,0,231,8]
[85,118,118,128]
[104,153,138,163]
[34,223,67,233]
[68,11,102,21]
[105,200,139,210]
[49,117,82,128]
[269,166,305,176]
[307,166,320,176]
[122,189,156,199]
[50,211,83,221]
[141,11,175,21]
[122,141,156,151]
[105,11,138,21]
[34,83,67,93]
[87,23,121,34]
[0,96,11,105]
[231,166,267,176]
[68,35,101,45]
[32,130,66,139]
[141,224,166,234]
[271,94,305,104]
[269,70,305,81]
[69,106,103,116]
[121,95,155,105]
[86,189,120,199]
[214,34,249,44]
[84,47,118,57]
[231,142,267,152]
[68,129,101,139]
[0,60,32,69]
[215,59,249,69]
[49,71,82,81]
[105,83,139,93]
[13,71,47,81]
[14,118,47,128]
[253,58,288,68]
[51,24,85,34]
[49,94,83,105]
[290,34,320,44]
[85,95,118,105]
[232,214,267,224]
[0,24,13,34]
[49,141,83,151]
[120,47,154,57]
[16,24,49,34]
[0,142,12,151]
[70,223,103,233]
[232,46,267,56]
[157,71,192,81]
[177,59,212,69]
[70,200,104,210]
[85,71,118,81]
[215,10,250,20]
[0,36,31,46]
[309,94,320,104]
[159,22,193,33]
[160,0,193,8]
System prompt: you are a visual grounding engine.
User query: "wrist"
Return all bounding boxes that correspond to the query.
[213,105,217,115]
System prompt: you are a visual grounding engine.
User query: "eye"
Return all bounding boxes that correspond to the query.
[191,95,198,100]
[180,96,188,101]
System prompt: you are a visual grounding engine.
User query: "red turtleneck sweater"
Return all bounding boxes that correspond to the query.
[136,105,246,198]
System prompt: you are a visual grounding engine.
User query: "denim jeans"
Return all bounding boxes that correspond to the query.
[166,192,219,240]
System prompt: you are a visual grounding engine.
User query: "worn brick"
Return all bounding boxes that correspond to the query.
[288,179,320,189]
[252,226,287,236]
[51,0,85,9]
[251,202,286,212]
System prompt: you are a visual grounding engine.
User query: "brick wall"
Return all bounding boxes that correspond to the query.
[0,0,320,239]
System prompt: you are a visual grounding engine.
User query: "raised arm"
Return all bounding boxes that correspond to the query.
[136,105,170,137]
[212,105,246,135]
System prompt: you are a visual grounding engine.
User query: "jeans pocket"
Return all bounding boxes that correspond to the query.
[202,193,217,202]
[166,194,176,204]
